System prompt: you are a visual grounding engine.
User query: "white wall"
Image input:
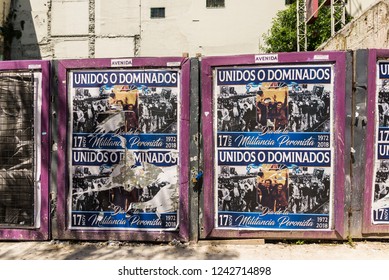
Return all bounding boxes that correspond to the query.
[6,0,379,60]
[347,0,378,17]
[9,0,286,59]
[139,0,286,57]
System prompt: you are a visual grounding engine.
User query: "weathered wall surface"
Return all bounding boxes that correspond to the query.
[318,0,389,51]
[7,0,287,60]
[9,0,140,59]
[347,0,377,18]
[0,0,14,59]
[3,0,384,59]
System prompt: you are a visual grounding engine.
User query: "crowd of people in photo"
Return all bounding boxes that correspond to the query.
[74,89,110,133]
[218,166,330,214]
[72,166,167,212]
[218,166,289,213]
[288,170,330,214]
[217,84,331,133]
[378,80,389,127]
[256,90,288,132]
[374,160,389,201]
[218,176,289,213]
[72,86,178,134]
[219,177,258,212]
[287,85,330,132]
[138,88,178,133]
[218,86,257,132]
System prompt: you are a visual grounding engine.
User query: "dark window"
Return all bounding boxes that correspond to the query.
[206,0,225,8]
[150,7,165,18]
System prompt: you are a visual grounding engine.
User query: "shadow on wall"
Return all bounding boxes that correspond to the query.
[1,0,42,60]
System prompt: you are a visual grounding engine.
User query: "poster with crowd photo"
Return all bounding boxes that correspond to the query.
[372,61,389,223]
[215,65,334,230]
[69,69,180,230]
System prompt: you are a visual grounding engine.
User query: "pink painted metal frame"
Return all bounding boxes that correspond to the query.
[0,60,50,240]
[56,57,190,241]
[201,52,348,240]
[362,49,389,235]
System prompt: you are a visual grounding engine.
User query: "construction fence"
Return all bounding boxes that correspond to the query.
[0,50,387,242]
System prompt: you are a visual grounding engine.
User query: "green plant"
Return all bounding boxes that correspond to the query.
[347,235,355,247]
[261,1,352,53]
[295,240,305,245]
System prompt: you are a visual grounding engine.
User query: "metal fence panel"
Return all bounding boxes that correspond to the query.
[55,57,191,241]
[362,49,389,235]
[201,52,351,240]
[0,61,50,240]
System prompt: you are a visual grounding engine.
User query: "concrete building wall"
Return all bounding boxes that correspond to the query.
[347,0,377,17]
[0,0,11,59]
[318,0,389,51]
[4,0,381,60]
[7,0,287,60]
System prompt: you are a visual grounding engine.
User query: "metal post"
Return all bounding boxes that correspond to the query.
[331,0,346,36]
[331,0,335,36]
[297,0,307,52]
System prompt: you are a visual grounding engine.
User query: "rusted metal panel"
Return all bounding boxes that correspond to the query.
[350,49,368,238]
[189,58,201,242]
[0,60,50,240]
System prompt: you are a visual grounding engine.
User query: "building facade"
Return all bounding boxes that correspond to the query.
[0,0,380,60]
[6,0,288,59]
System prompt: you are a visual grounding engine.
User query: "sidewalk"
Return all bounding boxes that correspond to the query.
[1,240,389,260]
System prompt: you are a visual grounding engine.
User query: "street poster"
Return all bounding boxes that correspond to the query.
[372,60,389,223]
[214,64,334,230]
[68,69,180,230]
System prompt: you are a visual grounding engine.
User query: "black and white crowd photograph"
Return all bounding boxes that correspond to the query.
[378,79,389,127]
[374,160,389,204]
[218,166,258,212]
[217,85,257,132]
[287,84,331,132]
[288,166,330,214]
[216,82,331,133]
[218,165,291,213]
[217,164,331,215]
[138,87,178,134]
[71,163,178,216]
[72,84,178,134]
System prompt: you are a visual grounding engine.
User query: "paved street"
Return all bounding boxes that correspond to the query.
[1,240,389,260]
